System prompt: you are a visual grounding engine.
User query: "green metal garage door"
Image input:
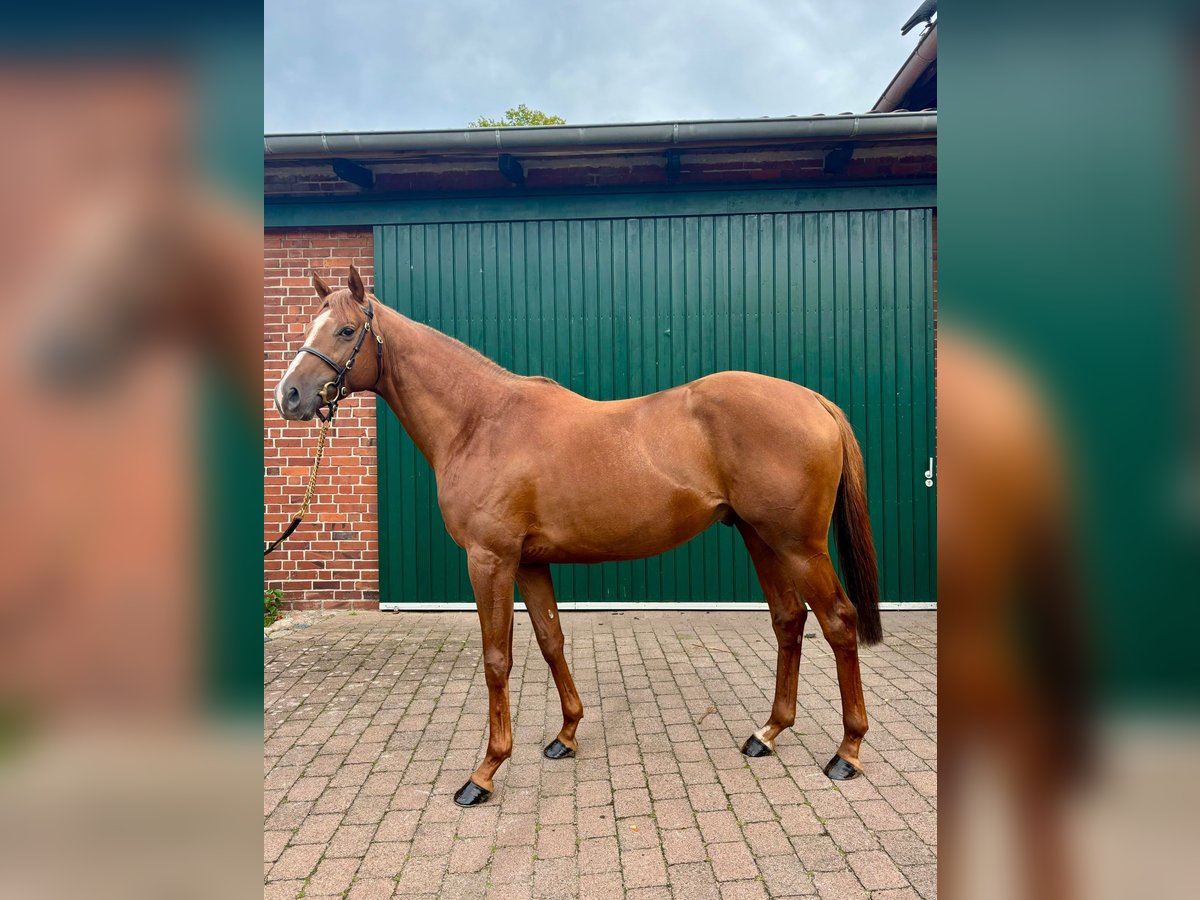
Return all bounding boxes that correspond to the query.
[374,184,935,606]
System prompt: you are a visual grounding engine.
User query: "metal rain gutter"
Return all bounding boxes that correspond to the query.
[872,24,937,113]
[264,112,936,160]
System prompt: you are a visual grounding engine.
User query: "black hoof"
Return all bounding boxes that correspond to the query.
[453,779,492,807]
[823,754,863,780]
[741,735,774,757]
[543,739,576,760]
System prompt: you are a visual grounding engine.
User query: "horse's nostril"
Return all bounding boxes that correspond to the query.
[286,386,299,406]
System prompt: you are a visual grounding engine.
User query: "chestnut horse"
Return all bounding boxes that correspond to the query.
[274,267,883,806]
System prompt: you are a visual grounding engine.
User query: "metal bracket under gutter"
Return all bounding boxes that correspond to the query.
[665,150,682,182]
[330,158,375,190]
[497,153,525,184]
[823,144,855,175]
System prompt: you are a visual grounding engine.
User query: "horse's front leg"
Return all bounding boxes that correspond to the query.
[454,546,519,807]
[515,564,583,758]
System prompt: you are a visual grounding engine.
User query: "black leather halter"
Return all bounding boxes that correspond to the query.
[295,294,384,420]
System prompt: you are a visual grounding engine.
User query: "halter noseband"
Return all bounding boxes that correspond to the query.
[295,294,384,421]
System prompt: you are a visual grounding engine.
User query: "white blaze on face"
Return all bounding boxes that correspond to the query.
[275,309,333,412]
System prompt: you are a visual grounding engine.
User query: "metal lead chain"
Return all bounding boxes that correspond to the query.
[297,417,332,520]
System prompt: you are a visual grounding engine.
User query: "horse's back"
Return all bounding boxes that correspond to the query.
[684,371,841,450]
[518,369,841,470]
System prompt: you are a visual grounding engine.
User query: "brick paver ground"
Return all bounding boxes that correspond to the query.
[265,610,936,899]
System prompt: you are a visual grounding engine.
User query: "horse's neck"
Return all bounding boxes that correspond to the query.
[375,307,516,469]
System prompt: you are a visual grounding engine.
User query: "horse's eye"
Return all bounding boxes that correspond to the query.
[339,326,356,337]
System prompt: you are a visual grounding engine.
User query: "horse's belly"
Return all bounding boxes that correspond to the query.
[522,486,723,564]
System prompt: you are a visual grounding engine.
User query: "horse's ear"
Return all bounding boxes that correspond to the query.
[348,265,366,302]
[312,272,332,301]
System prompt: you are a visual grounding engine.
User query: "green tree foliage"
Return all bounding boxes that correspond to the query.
[468,104,566,128]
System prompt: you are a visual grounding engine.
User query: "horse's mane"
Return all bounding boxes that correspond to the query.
[326,288,561,387]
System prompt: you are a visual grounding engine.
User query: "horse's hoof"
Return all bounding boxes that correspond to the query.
[823,754,863,780]
[453,779,492,806]
[543,739,576,760]
[741,734,774,758]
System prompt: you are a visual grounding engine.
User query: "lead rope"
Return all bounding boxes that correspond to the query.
[264,416,332,556]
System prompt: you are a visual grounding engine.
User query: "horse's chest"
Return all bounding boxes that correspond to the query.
[433,470,526,548]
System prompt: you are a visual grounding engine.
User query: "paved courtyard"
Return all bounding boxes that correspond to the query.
[265,610,936,900]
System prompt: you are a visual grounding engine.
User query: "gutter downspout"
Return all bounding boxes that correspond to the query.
[872,24,938,113]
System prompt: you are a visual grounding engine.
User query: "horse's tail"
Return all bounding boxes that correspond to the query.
[817,396,883,645]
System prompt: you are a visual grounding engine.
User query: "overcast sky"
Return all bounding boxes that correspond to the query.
[265,0,922,133]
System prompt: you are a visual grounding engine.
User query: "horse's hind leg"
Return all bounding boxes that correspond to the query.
[775,545,869,779]
[737,523,809,758]
[515,564,584,759]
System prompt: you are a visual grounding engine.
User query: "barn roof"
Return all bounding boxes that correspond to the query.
[873,18,938,113]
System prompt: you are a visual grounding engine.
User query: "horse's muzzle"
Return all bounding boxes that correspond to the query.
[276,382,318,421]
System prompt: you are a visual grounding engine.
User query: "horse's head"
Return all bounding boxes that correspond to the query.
[274,266,384,420]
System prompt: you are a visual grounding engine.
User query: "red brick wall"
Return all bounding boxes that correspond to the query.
[264,228,379,610]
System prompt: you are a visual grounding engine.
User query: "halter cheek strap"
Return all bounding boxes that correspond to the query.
[295,295,384,420]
